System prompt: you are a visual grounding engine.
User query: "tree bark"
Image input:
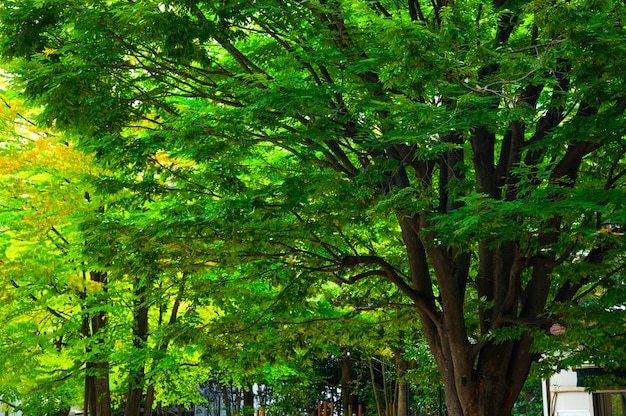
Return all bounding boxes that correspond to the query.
[340,352,353,416]
[368,358,383,416]
[392,348,409,416]
[126,292,149,416]
[83,271,112,416]
[243,384,255,416]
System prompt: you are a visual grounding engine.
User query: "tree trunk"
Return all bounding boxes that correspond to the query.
[398,212,550,416]
[368,358,383,416]
[82,271,112,416]
[421,289,537,416]
[243,384,255,416]
[340,352,354,416]
[381,361,389,416]
[144,286,184,416]
[144,385,155,416]
[127,287,150,416]
[85,361,112,416]
[126,385,143,416]
[392,349,409,416]
[222,385,232,416]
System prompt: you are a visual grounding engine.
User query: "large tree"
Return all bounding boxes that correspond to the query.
[1,1,625,415]
[0,86,213,416]
[0,88,105,415]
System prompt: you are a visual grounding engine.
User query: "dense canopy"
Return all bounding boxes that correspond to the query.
[0,0,625,415]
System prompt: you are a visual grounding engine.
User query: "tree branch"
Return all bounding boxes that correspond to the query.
[339,255,440,323]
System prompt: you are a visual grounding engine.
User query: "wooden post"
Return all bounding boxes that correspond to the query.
[318,402,322,416]
[358,404,362,416]
[330,402,334,416]
[324,402,327,416]
[261,408,265,416]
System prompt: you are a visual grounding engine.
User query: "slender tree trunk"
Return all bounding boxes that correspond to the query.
[144,385,155,416]
[368,359,383,416]
[381,361,390,416]
[82,271,112,416]
[144,285,184,416]
[243,384,255,416]
[340,352,353,416]
[222,385,232,416]
[392,348,409,416]
[126,294,149,416]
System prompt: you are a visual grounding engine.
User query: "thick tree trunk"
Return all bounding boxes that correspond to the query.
[126,386,143,416]
[398,212,550,416]
[85,361,112,416]
[445,344,532,416]
[421,280,539,415]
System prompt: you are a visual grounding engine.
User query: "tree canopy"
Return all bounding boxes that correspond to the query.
[1,0,625,415]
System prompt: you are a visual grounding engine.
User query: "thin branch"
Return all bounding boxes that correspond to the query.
[331,223,360,257]
[150,157,223,198]
[0,398,19,410]
[333,269,388,284]
[291,210,343,261]
[408,0,426,23]
[10,280,70,320]
[251,16,325,87]
[573,263,626,303]
[339,255,440,323]
[605,146,626,189]
[0,95,39,128]
[211,282,298,334]
[507,38,566,54]
[50,225,71,246]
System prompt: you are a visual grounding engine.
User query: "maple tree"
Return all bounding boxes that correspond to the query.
[0,86,95,415]
[1,1,625,415]
[0,88,213,416]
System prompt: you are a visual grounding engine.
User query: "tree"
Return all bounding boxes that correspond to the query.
[1,1,625,415]
[0,83,212,416]
[0,87,101,415]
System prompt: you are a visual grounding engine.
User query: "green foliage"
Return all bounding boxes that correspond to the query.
[1,0,625,414]
[512,376,543,416]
